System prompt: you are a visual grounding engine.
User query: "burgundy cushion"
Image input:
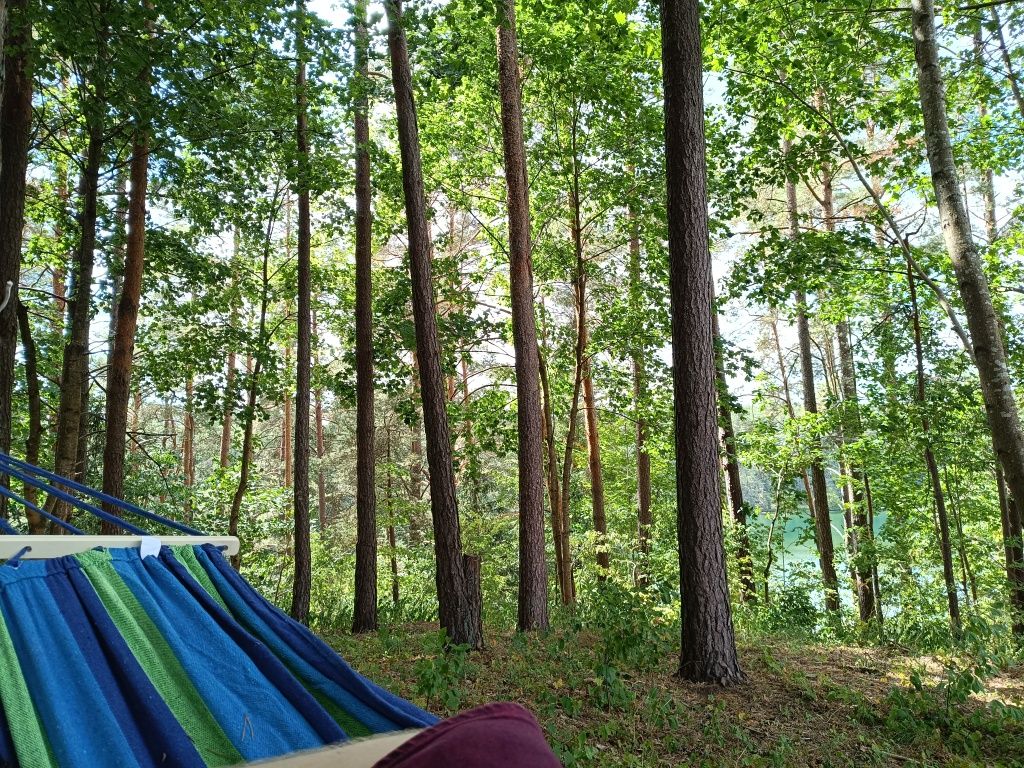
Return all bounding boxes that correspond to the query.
[372,702,562,767]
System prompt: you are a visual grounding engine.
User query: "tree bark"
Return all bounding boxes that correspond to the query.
[912,0,1024,558]
[16,301,43,531]
[0,0,32,517]
[990,7,1024,120]
[629,206,653,584]
[907,257,961,631]
[101,126,149,532]
[228,196,279,569]
[282,343,293,487]
[49,114,103,524]
[581,342,608,579]
[821,163,876,622]
[183,376,195,522]
[784,154,840,615]
[497,0,549,631]
[220,230,240,470]
[291,0,312,625]
[714,312,756,603]
[661,0,743,684]
[352,0,378,633]
[385,0,481,648]
[540,350,574,604]
[386,427,400,610]
[314,374,327,531]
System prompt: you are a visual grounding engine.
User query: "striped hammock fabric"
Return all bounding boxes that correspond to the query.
[0,544,438,768]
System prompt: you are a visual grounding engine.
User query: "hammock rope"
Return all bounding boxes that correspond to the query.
[0,452,204,537]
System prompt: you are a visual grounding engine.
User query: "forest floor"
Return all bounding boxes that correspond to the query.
[326,623,1024,768]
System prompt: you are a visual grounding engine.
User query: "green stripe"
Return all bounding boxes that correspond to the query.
[174,547,372,738]
[0,605,57,767]
[173,546,230,613]
[77,551,244,766]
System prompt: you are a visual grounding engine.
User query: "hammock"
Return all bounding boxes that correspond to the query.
[0,453,439,768]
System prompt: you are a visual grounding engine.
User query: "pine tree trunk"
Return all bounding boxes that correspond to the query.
[714,312,755,602]
[784,157,840,614]
[220,230,240,470]
[581,347,608,579]
[629,208,653,583]
[49,115,103,524]
[661,0,743,684]
[291,0,312,625]
[228,197,278,569]
[386,429,400,610]
[16,301,43,530]
[183,376,195,522]
[352,0,378,633]
[0,0,31,481]
[497,0,549,631]
[822,164,876,621]
[912,0,1024,553]
[771,316,818,534]
[539,350,574,604]
[385,0,481,648]
[314,382,327,531]
[907,257,961,631]
[990,7,1024,120]
[101,128,149,532]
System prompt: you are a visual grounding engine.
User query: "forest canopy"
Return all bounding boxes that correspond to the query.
[2,0,1024,761]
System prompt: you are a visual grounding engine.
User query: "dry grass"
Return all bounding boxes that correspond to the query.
[324,625,1024,768]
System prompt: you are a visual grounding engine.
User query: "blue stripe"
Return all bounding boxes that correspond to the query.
[107,549,338,761]
[0,557,142,768]
[197,546,439,731]
[62,564,206,767]
[158,549,346,744]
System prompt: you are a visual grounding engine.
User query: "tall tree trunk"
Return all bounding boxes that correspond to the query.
[821,161,876,622]
[973,37,1024,633]
[105,171,128,388]
[385,0,481,648]
[567,142,609,582]
[228,196,279,569]
[540,350,574,604]
[16,301,43,531]
[291,0,312,625]
[990,7,1024,120]
[386,427,400,611]
[352,0,378,633]
[784,152,839,614]
[771,316,817,526]
[628,205,653,584]
[497,0,549,631]
[912,0,1024,550]
[907,256,961,631]
[714,312,755,602]
[0,0,32,518]
[282,343,293,486]
[661,0,743,684]
[101,126,150,531]
[220,230,240,470]
[49,114,103,523]
[581,343,608,579]
[314,377,327,532]
[183,376,195,521]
